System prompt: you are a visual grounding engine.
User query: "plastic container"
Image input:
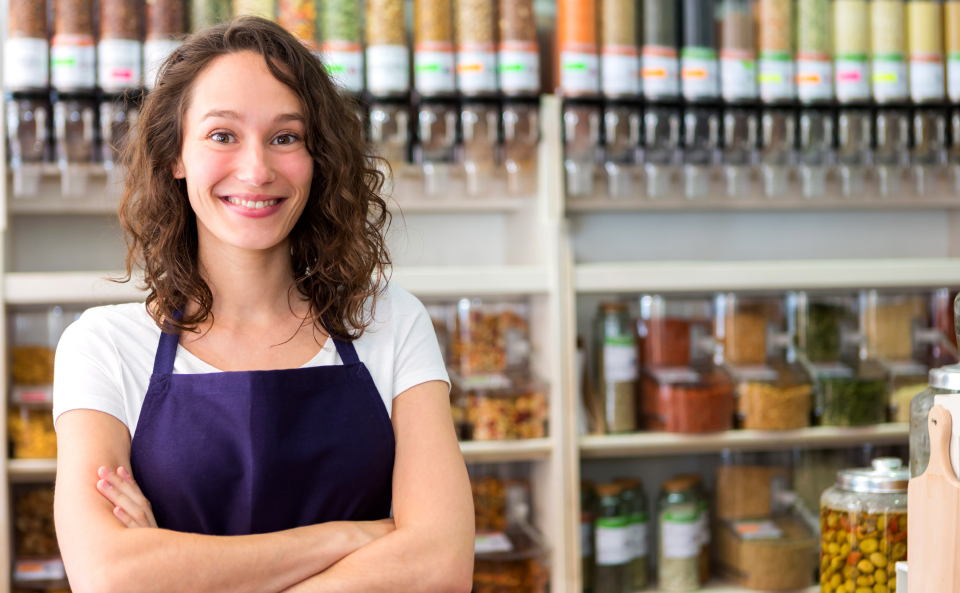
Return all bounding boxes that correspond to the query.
[14,487,59,557]
[414,0,456,96]
[417,102,458,195]
[502,102,539,195]
[54,97,97,197]
[820,458,909,593]
[872,0,909,102]
[873,108,910,197]
[594,483,631,593]
[452,374,548,441]
[907,0,945,103]
[6,97,50,198]
[564,103,601,197]
[796,0,833,103]
[658,477,702,591]
[595,303,639,433]
[909,363,960,477]
[366,0,410,96]
[52,0,96,91]
[642,367,736,433]
[369,101,411,170]
[100,98,140,190]
[758,0,795,102]
[8,405,57,459]
[558,0,600,96]
[498,0,540,95]
[461,102,499,196]
[836,108,872,197]
[643,105,681,198]
[642,0,680,99]
[719,0,758,103]
[6,0,50,91]
[833,0,870,103]
[145,0,186,90]
[320,0,363,93]
[451,299,531,377]
[682,106,720,199]
[192,0,232,32]
[759,107,796,197]
[456,0,497,95]
[603,105,642,198]
[796,294,859,364]
[721,107,758,198]
[681,0,719,101]
[601,0,641,98]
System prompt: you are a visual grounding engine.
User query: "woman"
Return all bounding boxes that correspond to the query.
[52,17,474,593]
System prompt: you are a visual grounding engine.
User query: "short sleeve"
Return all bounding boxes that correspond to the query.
[388,284,450,398]
[52,309,128,432]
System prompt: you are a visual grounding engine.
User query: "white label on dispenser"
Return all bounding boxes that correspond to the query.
[934,394,960,480]
[909,56,945,102]
[797,57,833,102]
[758,53,794,101]
[642,47,679,98]
[603,339,637,382]
[414,45,456,94]
[144,39,182,90]
[721,51,758,101]
[366,45,410,95]
[595,519,632,566]
[661,511,702,559]
[456,46,497,94]
[4,38,49,89]
[681,48,719,100]
[51,35,95,90]
[948,55,960,102]
[498,44,540,93]
[872,57,908,102]
[98,39,143,91]
[560,50,600,95]
[835,58,871,102]
[322,44,364,93]
[601,47,640,96]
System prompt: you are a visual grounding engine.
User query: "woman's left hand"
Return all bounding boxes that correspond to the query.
[96,466,158,529]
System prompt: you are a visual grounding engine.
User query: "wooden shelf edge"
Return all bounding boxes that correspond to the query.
[579,423,909,459]
[459,439,552,463]
[7,459,57,482]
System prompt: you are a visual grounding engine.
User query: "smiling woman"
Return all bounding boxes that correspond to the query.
[51,17,474,593]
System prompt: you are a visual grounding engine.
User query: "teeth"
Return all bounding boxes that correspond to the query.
[226,197,279,209]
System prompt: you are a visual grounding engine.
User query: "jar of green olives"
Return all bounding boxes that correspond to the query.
[819,458,909,593]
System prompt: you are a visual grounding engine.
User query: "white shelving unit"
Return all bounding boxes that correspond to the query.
[4,77,956,593]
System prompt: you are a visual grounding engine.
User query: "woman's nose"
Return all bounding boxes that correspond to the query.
[235,143,275,187]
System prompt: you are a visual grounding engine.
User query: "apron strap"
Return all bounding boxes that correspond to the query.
[331,337,360,366]
[152,308,183,375]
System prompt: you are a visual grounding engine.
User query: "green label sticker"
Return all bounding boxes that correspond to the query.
[596,516,630,528]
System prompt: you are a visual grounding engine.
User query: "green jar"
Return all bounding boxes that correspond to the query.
[616,478,649,591]
[594,483,631,593]
[658,477,702,592]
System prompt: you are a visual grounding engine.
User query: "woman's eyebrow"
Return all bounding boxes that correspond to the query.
[198,110,304,124]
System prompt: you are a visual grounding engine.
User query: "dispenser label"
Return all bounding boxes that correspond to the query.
[681,47,719,100]
[872,57,908,103]
[560,50,600,95]
[796,55,833,102]
[366,45,410,95]
[721,50,757,101]
[948,54,960,102]
[51,35,95,90]
[595,518,632,566]
[456,46,497,94]
[758,53,795,101]
[498,43,540,93]
[835,56,870,102]
[144,39,182,90]
[98,39,143,91]
[909,55,945,102]
[4,37,49,89]
[642,47,679,99]
[322,43,364,93]
[601,47,640,96]
[414,45,456,95]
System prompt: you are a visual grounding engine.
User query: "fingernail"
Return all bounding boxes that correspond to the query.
[99,480,112,490]
[119,467,130,478]
[115,507,124,517]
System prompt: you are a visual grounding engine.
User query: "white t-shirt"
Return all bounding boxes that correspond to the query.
[53,282,449,438]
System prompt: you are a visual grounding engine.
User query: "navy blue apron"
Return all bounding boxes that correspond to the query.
[130,325,395,535]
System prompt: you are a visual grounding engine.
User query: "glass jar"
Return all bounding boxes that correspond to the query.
[8,404,57,459]
[658,477,702,592]
[642,0,680,99]
[54,96,97,197]
[641,367,736,433]
[455,0,497,95]
[6,96,50,198]
[581,481,598,593]
[871,0,908,103]
[6,0,49,92]
[460,102,499,196]
[796,0,833,104]
[594,483,630,593]
[758,0,794,102]
[675,474,710,585]
[600,0,641,98]
[451,299,531,377]
[797,293,859,364]
[414,0,456,96]
[615,478,650,590]
[498,0,540,95]
[365,0,409,96]
[595,303,638,433]
[909,363,960,477]
[820,458,909,593]
[907,0,945,104]
[453,374,548,441]
[638,295,712,368]
[14,487,59,557]
[320,0,363,93]
[501,101,539,196]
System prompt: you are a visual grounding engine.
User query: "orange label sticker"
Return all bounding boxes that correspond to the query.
[682,68,707,79]
[798,73,822,84]
[642,68,667,78]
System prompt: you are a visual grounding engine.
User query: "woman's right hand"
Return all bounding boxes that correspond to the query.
[96,465,159,529]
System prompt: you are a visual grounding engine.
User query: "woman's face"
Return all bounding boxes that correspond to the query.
[175,51,313,253]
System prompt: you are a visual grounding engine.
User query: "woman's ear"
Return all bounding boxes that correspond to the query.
[172,160,185,179]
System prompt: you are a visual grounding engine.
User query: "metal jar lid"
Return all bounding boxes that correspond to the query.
[837,458,909,494]
[929,363,960,391]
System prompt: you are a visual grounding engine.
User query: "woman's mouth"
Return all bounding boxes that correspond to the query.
[219,195,286,218]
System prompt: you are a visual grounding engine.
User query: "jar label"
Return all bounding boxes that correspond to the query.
[322,45,364,93]
[872,57,908,103]
[835,57,870,103]
[720,51,758,101]
[367,45,410,95]
[661,512,701,559]
[560,51,600,95]
[758,53,795,101]
[603,340,637,383]
[631,517,649,559]
[796,56,833,102]
[414,46,456,95]
[98,39,143,91]
[948,55,960,102]
[143,39,182,91]
[581,521,594,557]
[456,47,498,94]
[601,47,640,97]
[4,38,49,90]
[642,47,680,99]
[51,35,96,90]
[498,46,540,93]
[681,48,719,100]
[909,55,945,102]
[474,532,514,554]
[595,518,631,566]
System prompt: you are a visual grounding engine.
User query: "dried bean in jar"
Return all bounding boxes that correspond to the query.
[101,0,141,39]
[322,0,361,43]
[147,0,187,39]
[9,0,47,38]
[499,0,537,44]
[367,0,406,46]
[416,0,454,44]
[55,0,95,37]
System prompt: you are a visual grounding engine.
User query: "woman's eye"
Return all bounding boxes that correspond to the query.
[272,134,299,145]
[210,132,236,143]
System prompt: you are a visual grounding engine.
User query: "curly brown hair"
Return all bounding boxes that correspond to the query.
[116,16,392,340]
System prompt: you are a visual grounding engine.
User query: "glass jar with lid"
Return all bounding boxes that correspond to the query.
[595,302,638,433]
[594,483,631,593]
[819,458,909,593]
[658,477,702,592]
[910,363,960,478]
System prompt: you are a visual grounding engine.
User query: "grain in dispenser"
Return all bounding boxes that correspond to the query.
[719,0,758,103]
[51,0,96,92]
[871,0,909,103]
[948,0,960,101]
[233,0,275,19]
[6,0,49,92]
[99,0,143,92]
[456,0,497,95]
[278,0,319,49]
[498,0,540,95]
[642,0,680,100]
[320,0,363,94]
[833,0,870,103]
[415,0,457,96]
[600,0,641,98]
[191,0,232,32]
[681,0,719,102]
[757,0,795,102]
[558,0,601,96]
[145,0,187,91]
[366,0,410,97]
[796,0,833,103]
[907,0,945,103]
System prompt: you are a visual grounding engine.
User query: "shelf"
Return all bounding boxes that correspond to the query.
[3,265,551,304]
[459,439,552,463]
[7,459,57,483]
[567,197,960,213]
[579,423,909,459]
[575,258,960,293]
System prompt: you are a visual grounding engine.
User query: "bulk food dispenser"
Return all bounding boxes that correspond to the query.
[680,0,720,200]
[796,0,834,199]
[834,0,872,197]
[637,295,735,433]
[871,0,911,198]
[719,0,759,201]
[641,0,681,199]
[498,0,540,197]
[600,0,642,199]
[757,0,797,198]
[907,0,947,196]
